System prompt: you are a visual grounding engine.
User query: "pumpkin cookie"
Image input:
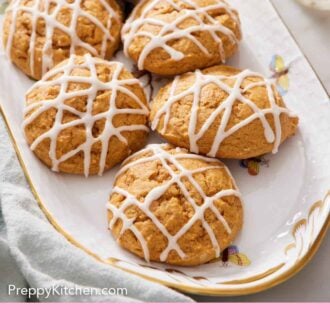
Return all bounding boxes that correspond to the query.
[122,0,241,76]
[150,65,299,159]
[3,0,123,80]
[23,54,149,176]
[107,144,243,266]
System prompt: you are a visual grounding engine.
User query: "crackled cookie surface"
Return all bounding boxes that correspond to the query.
[151,65,299,159]
[107,144,243,266]
[3,0,123,80]
[122,0,241,76]
[23,54,149,176]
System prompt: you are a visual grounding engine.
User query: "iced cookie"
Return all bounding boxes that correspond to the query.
[122,0,241,76]
[23,54,149,176]
[150,65,299,159]
[3,0,123,80]
[107,144,243,266]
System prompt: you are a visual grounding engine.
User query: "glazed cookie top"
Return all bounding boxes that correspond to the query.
[151,65,299,159]
[3,0,123,79]
[23,54,149,176]
[107,144,243,265]
[122,0,241,76]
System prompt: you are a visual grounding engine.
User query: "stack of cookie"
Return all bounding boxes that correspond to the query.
[2,0,299,266]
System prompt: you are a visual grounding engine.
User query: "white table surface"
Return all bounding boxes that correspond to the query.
[194,0,330,302]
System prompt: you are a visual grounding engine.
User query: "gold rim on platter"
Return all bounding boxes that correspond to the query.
[0,103,329,297]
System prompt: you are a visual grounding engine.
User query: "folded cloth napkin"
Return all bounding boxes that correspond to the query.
[0,117,192,302]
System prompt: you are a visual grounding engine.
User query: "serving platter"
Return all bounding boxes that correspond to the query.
[0,0,329,296]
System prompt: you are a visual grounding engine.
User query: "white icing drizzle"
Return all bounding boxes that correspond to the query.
[23,54,149,177]
[122,0,240,70]
[107,144,242,263]
[152,69,297,157]
[5,0,120,77]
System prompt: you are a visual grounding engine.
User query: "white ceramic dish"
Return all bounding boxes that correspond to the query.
[295,0,330,11]
[0,0,329,296]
